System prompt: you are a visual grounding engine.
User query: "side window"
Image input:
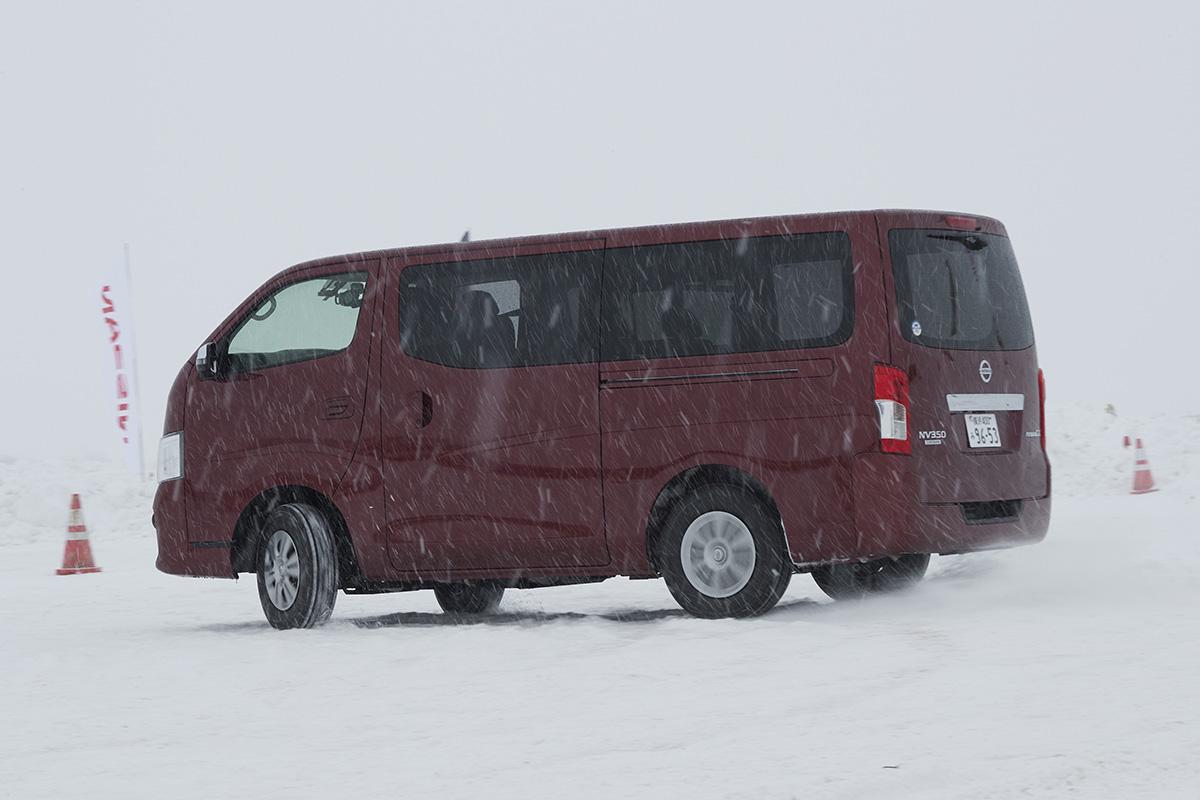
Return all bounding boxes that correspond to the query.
[772,259,847,343]
[600,233,853,361]
[226,272,367,372]
[399,251,599,368]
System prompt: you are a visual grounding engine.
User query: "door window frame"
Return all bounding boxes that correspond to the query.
[205,263,378,379]
[391,239,606,372]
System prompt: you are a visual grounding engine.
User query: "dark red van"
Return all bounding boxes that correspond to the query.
[154,210,1050,628]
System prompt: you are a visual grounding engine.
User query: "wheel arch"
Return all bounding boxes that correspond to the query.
[644,464,784,572]
[230,484,361,584]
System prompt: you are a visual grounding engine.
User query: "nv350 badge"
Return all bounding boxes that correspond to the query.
[918,429,947,446]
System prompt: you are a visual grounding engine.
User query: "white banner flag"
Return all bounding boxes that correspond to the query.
[100,250,145,477]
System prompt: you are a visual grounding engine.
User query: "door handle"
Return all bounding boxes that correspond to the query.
[415,390,433,428]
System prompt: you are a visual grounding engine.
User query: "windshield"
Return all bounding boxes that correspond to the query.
[890,229,1034,351]
[226,271,367,371]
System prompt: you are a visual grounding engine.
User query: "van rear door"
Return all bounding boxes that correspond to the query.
[878,213,1048,507]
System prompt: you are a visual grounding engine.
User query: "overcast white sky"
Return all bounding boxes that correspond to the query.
[2,1,1197,463]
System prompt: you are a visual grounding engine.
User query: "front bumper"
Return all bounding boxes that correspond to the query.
[153,480,235,578]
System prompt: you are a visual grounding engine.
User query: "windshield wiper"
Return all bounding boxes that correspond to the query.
[927,233,988,252]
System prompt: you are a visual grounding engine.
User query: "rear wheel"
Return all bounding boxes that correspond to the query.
[811,553,930,601]
[656,484,792,619]
[434,582,505,615]
[256,503,339,629]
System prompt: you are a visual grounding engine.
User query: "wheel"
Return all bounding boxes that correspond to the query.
[434,581,505,615]
[256,503,339,629]
[655,483,792,619]
[810,553,930,601]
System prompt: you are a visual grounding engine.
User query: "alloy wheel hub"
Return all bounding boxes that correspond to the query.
[680,510,757,599]
[263,530,301,611]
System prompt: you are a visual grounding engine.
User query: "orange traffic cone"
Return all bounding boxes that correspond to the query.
[56,494,102,575]
[1131,438,1158,495]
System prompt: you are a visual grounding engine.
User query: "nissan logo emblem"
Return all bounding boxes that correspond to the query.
[979,360,993,383]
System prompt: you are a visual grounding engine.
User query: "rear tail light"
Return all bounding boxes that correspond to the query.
[874,364,910,454]
[1037,368,1046,450]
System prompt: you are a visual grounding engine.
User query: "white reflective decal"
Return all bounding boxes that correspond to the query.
[946,393,1025,412]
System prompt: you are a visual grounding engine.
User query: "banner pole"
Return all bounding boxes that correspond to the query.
[123,242,147,479]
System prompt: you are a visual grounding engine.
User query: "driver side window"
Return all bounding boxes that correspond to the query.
[227,272,367,371]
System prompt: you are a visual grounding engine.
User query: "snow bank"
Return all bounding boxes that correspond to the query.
[1047,400,1200,500]
[0,456,151,547]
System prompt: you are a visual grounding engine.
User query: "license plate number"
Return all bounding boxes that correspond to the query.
[965,413,1001,448]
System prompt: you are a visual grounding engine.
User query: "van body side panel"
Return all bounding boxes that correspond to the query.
[850,451,916,557]
[379,242,609,576]
[599,215,890,572]
[599,359,857,571]
[178,261,381,575]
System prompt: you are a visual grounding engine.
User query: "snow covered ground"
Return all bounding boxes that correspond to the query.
[2,402,1198,798]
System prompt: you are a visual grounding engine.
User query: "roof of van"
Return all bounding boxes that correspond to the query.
[283,208,1007,275]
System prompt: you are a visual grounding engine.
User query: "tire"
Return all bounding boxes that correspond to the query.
[434,581,505,615]
[811,553,930,601]
[256,503,339,629]
[655,483,792,619]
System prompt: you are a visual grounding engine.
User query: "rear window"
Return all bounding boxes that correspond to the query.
[889,230,1034,351]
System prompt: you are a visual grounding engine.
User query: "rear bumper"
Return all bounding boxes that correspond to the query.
[849,451,1051,558]
[153,480,235,579]
[918,494,1050,554]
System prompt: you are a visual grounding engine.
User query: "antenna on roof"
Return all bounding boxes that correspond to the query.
[460,229,471,243]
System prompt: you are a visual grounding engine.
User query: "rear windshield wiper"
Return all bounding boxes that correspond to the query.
[927,233,988,252]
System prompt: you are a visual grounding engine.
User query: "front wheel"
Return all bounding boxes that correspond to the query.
[256,503,339,629]
[810,553,930,601]
[656,484,792,619]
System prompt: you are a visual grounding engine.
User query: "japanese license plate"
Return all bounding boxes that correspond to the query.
[964,413,1001,448]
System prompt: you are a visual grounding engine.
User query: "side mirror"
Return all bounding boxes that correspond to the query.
[195,341,222,379]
